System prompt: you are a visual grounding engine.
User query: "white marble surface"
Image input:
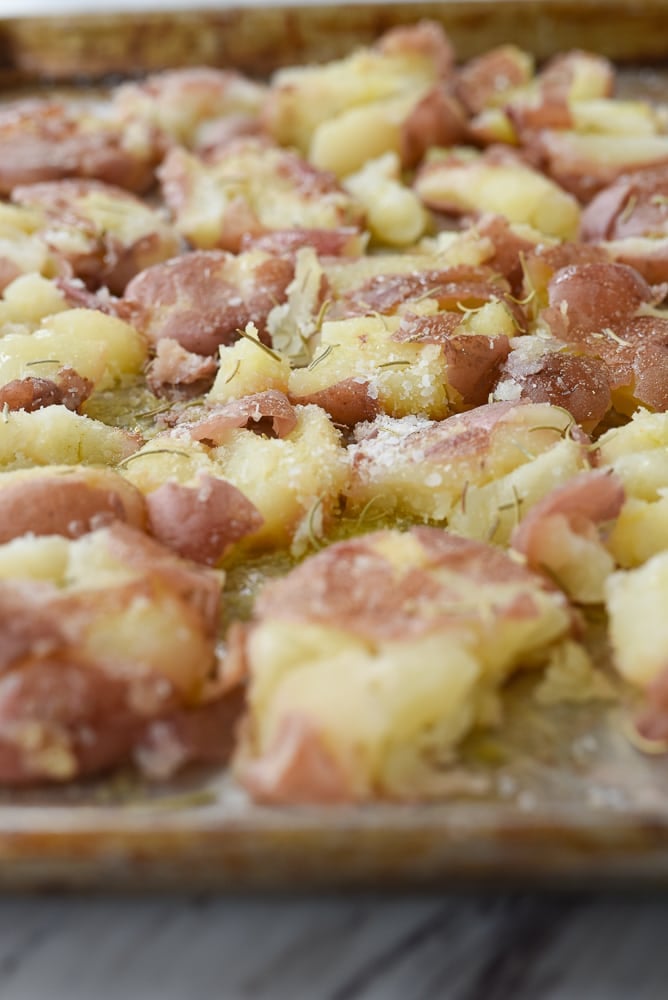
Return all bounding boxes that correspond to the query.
[0,891,667,999]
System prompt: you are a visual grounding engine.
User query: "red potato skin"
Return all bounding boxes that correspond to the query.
[546,261,657,335]
[494,349,612,430]
[541,261,668,410]
[240,227,364,258]
[0,377,63,413]
[146,474,264,565]
[0,659,145,785]
[0,525,245,784]
[506,52,613,140]
[421,400,517,461]
[520,243,611,305]
[393,311,462,343]
[580,167,668,284]
[602,240,668,287]
[124,249,293,355]
[146,338,218,396]
[506,96,572,136]
[0,366,93,414]
[137,685,245,779]
[455,46,533,115]
[472,215,543,297]
[441,334,511,407]
[254,524,560,641]
[532,130,668,204]
[54,278,123,316]
[0,100,163,196]
[195,114,266,155]
[13,179,181,294]
[104,524,222,635]
[394,312,511,409]
[581,166,668,243]
[511,469,625,570]
[374,20,455,78]
[0,582,64,674]
[0,657,245,785]
[332,264,525,328]
[0,474,146,545]
[350,401,520,476]
[289,378,379,427]
[0,259,24,294]
[169,390,298,441]
[400,87,468,169]
[240,713,352,805]
[550,313,668,412]
[113,67,265,140]
[636,668,668,744]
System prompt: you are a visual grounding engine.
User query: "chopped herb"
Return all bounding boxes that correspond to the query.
[308,344,336,371]
[518,250,537,303]
[135,401,174,419]
[602,327,631,348]
[223,360,241,384]
[456,300,486,316]
[306,496,325,550]
[414,285,445,304]
[460,480,469,514]
[486,516,501,543]
[237,328,283,362]
[313,297,333,333]
[619,193,638,223]
[117,448,192,468]
[497,485,523,526]
[356,494,387,527]
[510,438,536,461]
[507,288,536,307]
[529,422,571,439]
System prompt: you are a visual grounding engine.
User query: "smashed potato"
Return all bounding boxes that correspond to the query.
[236,528,574,801]
[1,21,668,797]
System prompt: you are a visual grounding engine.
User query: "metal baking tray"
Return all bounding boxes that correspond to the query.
[1,1,668,891]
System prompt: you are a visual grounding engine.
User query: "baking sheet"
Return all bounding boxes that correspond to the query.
[0,1,668,890]
[2,682,668,891]
[1,0,668,83]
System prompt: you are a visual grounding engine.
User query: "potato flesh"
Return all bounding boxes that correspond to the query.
[0,273,69,326]
[0,309,146,391]
[164,147,361,250]
[123,406,348,550]
[344,152,428,246]
[599,410,668,567]
[415,154,580,240]
[606,553,668,688]
[0,406,138,469]
[266,47,442,151]
[208,336,291,404]
[244,530,572,798]
[289,315,450,420]
[309,91,442,178]
[349,403,584,529]
[0,529,213,696]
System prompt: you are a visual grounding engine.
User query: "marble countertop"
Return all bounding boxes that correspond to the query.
[0,890,667,999]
